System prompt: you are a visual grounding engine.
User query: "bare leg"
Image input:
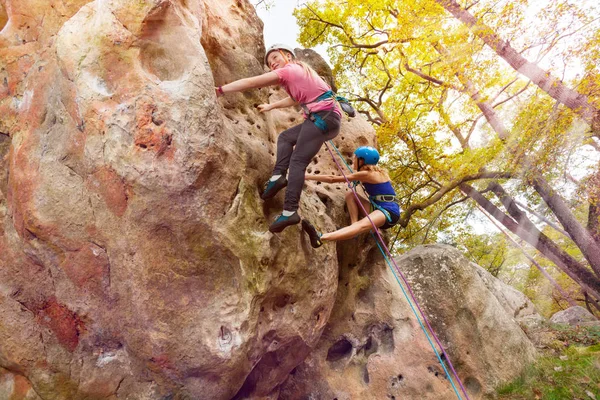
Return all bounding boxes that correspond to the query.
[321,210,387,242]
[345,191,371,224]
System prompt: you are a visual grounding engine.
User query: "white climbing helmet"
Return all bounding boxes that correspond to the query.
[265,43,296,65]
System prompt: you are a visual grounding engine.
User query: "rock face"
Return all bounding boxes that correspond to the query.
[401,245,538,396]
[1,1,536,399]
[278,244,537,399]
[278,239,460,400]
[550,306,599,326]
[0,368,41,400]
[474,263,545,330]
[0,0,342,398]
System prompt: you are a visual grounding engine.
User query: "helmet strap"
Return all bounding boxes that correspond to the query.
[279,49,292,66]
[357,158,365,171]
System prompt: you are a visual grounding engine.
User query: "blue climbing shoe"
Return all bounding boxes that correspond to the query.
[269,212,300,233]
[261,175,288,200]
[301,219,323,248]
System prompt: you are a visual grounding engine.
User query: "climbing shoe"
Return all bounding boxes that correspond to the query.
[301,219,323,248]
[269,212,300,233]
[261,175,288,200]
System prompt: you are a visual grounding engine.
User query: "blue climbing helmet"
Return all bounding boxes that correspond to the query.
[354,146,380,165]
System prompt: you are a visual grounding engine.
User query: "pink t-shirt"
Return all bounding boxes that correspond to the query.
[274,63,341,118]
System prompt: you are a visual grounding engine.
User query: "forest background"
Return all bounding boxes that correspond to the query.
[255,0,600,319]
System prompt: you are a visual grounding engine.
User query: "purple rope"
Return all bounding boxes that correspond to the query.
[324,143,471,400]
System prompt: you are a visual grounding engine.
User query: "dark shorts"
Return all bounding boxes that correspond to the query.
[381,210,400,230]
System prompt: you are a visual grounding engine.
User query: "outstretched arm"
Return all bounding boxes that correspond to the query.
[217,72,280,96]
[258,96,297,112]
[305,174,346,183]
[305,171,375,183]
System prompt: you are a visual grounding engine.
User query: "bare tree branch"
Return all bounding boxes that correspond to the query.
[434,42,510,140]
[514,200,571,238]
[403,61,461,91]
[492,82,531,109]
[399,171,514,227]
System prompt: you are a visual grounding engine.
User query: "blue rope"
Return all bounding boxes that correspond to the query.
[328,140,353,172]
[327,140,360,189]
[373,237,462,399]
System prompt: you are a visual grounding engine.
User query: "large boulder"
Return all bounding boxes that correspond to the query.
[278,239,464,400]
[0,1,538,399]
[474,263,545,330]
[400,245,538,397]
[279,244,537,399]
[0,0,343,398]
[550,306,599,326]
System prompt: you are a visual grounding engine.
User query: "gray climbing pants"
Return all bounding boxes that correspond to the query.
[273,111,341,211]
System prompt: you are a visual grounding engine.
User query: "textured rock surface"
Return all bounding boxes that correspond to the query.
[1,1,537,399]
[0,367,41,400]
[550,306,599,326]
[278,244,538,399]
[278,240,463,400]
[400,245,538,397]
[474,263,545,330]
[0,0,341,398]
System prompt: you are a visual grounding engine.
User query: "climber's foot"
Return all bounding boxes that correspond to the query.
[261,175,288,200]
[269,211,300,233]
[301,219,323,248]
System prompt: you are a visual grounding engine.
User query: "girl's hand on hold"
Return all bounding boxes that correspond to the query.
[215,86,224,97]
[257,104,272,113]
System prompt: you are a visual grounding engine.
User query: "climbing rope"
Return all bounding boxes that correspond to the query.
[324,141,470,400]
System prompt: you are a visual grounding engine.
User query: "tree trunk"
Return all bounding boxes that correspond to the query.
[460,183,600,301]
[475,201,578,307]
[587,165,600,244]
[589,202,600,243]
[530,174,600,276]
[584,292,600,316]
[514,200,570,238]
[435,0,600,137]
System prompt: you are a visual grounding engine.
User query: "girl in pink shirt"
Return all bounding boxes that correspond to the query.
[216,44,341,233]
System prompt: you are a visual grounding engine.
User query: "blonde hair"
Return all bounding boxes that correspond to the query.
[361,164,391,180]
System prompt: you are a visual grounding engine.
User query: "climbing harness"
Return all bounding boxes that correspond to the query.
[370,194,397,203]
[300,90,356,132]
[311,90,356,118]
[369,198,394,224]
[323,140,471,400]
